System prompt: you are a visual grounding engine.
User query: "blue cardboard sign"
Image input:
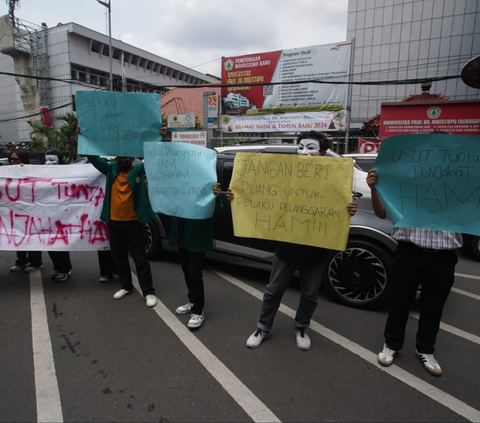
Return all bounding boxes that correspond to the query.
[375,134,480,235]
[76,91,162,157]
[144,142,217,219]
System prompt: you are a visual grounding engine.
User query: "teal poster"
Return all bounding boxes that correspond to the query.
[144,142,217,219]
[76,91,162,157]
[375,134,480,236]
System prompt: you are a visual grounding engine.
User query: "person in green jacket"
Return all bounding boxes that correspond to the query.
[87,155,158,308]
[170,183,223,329]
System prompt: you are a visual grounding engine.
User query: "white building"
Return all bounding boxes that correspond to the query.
[347,0,480,127]
[0,17,219,143]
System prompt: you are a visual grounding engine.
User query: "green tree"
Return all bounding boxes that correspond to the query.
[29,124,56,152]
[55,112,78,155]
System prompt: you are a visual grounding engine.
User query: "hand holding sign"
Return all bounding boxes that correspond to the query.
[76,91,162,157]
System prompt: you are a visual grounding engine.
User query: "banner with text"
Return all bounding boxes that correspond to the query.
[230,153,353,250]
[221,110,346,133]
[379,100,480,138]
[221,42,351,115]
[144,142,217,219]
[375,134,480,235]
[0,165,109,251]
[76,91,162,157]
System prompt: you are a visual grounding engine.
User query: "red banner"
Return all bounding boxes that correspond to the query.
[379,100,480,138]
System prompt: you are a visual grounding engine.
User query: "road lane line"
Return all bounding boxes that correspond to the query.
[455,273,480,281]
[211,268,480,423]
[451,287,480,301]
[29,271,64,423]
[131,276,280,423]
[409,312,480,346]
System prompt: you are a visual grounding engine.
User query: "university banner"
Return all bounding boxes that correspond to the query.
[375,134,480,235]
[221,42,351,115]
[220,110,346,133]
[229,153,353,251]
[76,91,162,157]
[0,164,109,251]
[144,142,217,219]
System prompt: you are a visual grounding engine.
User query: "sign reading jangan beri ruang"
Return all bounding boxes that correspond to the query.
[0,165,110,251]
[379,100,480,138]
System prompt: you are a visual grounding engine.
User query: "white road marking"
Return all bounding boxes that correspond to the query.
[455,273,480,281]
[409,312,480,346]
[131,276,280,423]
[451,287,480,301]
[211,268,480,423]
[29,271,64,423]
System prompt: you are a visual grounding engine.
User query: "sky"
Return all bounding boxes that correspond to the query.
[0,0,349,77]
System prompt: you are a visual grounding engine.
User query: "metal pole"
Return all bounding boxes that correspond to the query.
[97,0,113,91]
[345,37,355,154]
[108,1,112,91]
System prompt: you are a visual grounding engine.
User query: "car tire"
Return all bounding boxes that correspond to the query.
[470,236,480,261]
[143,221,161,260]
[324,238,393,310]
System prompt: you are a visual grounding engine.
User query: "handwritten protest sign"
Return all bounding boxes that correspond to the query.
[144,142,217,219]
[76,91,162,157]
[0,164,110,251]
[375,134,480,235]
[230,153,353,251]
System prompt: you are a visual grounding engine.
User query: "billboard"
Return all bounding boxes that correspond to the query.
[379,100,480,138]
[221,42,351,115]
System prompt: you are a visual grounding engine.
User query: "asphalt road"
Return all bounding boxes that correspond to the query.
[0,246,479,422]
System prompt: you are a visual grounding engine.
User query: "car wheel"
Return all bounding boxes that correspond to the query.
[325,238,393,309]
[470,236,480,261]
[143,221,161,260]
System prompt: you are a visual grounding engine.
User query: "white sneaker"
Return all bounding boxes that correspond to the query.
[416,350,442,376]
[10,263,29,272]
[378,344,397,367]
[113,289,133,300]
[24,264,43,273]
[51,271,59,280]
[99,275,112,283]
[187,313,204,329]
[294,328,311,351]
[246,329,270,349]
[55,271,71,282]
[145,295,157,308]
[176,302,194,315]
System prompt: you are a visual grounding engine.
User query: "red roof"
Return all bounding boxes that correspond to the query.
[161,85,221,127]
[361,92,451,131]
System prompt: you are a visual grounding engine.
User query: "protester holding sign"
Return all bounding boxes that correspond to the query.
[44,152,73,282]
[367,168,462,377]
[7,150,43,274]
[171,183,223,329]
[87,154,158,308]
[228,131,357,350]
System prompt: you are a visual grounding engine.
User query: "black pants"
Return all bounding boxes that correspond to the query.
[48,251,72,273]
[179,248,205,315]
[97,250,117,277]
[108,220,154,297]
[384,241,457,354]
[16,251,42,267]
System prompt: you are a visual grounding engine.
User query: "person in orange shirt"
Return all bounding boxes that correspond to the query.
[87,155,157,308]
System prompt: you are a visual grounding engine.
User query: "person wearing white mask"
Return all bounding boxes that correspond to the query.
[228,131,357,350]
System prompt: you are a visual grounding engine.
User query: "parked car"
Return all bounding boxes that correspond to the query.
[145,147,397,310]
[342,153,378,172]
[0,158,10,166]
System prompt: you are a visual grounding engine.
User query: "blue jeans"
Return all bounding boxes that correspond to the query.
[257,243,330,332]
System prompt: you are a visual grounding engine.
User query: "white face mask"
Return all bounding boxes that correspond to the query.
[45,155,59,165]
[298,139,321,156]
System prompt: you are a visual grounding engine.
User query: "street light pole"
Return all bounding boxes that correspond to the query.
[96,0,112,91]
